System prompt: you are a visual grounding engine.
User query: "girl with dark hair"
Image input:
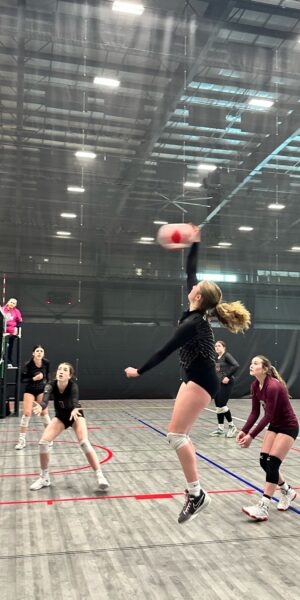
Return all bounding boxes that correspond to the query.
[125,226,251,524]
[210,340,239,438]
[15,345,50,450]
[237,355,298,521]
[30,362,109,492]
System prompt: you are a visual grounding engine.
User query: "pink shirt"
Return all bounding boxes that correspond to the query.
[2,306,22,334]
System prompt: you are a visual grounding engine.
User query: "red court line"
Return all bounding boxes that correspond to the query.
[0,487,282,507]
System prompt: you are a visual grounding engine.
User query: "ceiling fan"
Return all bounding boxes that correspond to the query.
[155,191,212,213]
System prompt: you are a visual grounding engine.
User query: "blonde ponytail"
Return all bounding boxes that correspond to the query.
[213,301,251,333]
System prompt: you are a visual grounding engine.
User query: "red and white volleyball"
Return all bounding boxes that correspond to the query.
[157,223,195,249]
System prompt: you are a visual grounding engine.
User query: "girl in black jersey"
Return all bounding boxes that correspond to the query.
[15,345,51,450]
[125,226,251,524]
[210,340,239,438]
[30,362,109,492]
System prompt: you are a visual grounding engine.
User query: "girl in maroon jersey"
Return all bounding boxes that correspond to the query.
[237,355,299,521]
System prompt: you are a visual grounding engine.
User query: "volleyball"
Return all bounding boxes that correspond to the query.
[157,223,195,249]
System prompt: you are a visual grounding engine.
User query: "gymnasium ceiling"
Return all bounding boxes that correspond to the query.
[1,0,300,283]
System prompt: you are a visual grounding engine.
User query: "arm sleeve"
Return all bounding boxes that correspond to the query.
[70,381,81,408]
[16,309,22,326]
[249,387,281,439]
[242,393,261,436]
[137,320,198,375]
[224,353,239,377]
[45,361,50,382]
[40,383,53,409]
[186,242,199,293]
[21,362,32,384]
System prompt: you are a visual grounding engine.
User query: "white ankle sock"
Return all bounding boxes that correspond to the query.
[262,496,270,507]
[187,480,201,497]
[279,481,289,492]
[41,469,49,478]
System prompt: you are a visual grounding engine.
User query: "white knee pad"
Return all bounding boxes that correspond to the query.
[167,432,190,451]
[216,406,229,414]
[41,414,51,426]
[80,439,93,456]
[39,440,50,454]
[20,415,30,428]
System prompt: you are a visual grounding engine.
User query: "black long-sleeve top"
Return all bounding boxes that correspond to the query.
[215,352,239,381]
[40,379,81,412]
[21,359,50,393]
[242,376,298,439]
[137,243,216,375]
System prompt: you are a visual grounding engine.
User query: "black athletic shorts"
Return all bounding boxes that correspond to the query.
[268,424,299,440]
[24,387,45,399]
[182,362,219,398]
[55,409,85,429]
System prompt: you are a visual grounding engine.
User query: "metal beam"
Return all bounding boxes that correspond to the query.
[111,0,236,220]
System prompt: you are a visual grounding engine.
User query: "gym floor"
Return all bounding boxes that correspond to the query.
[0,398,299,600]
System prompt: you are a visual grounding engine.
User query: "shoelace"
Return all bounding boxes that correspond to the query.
[183,497,193,515]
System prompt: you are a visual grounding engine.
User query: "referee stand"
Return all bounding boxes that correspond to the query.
[0,314,22,419]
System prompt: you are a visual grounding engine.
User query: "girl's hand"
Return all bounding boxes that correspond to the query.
[70,408,82,421]
[33,372,44,381]
[222,377,230,384]
[33,402,42,416]
[189,224,201,243]
[236,430,246,443]
[125,367,139,378]
[238,433,253,448]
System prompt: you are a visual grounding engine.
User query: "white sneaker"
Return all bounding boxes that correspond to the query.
[15,438,26,450]
[209,428,225,437]
[30,476,51,491]
[97,471,109,491]
[226,425,237,438]
[242,499,269,521]
[277,487,297,511]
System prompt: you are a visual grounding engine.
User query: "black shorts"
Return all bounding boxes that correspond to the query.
[182,363,219,398]
[55,410,85,429]
[268,424,299,440]
[24,387,45,399]
[214,378,235,408]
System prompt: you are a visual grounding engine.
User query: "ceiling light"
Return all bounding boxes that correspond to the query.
[60,213,77,219]
[75,150,96,159]
[43,258,49,263]
[153,220,168,225]
[67,186,85,193]
[184,181,202,188]
[238,226,253,231]
[93,77,120,88]
[56,231,71,236]
[268,203,285,210]
[197,163,217,172]
[218,242,232,247]
[112,1,144,15]
[248,98,274,108]
[140,237,154,242]
[290,246,300,251]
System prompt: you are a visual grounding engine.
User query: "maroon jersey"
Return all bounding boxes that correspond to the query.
[243,375,298,439]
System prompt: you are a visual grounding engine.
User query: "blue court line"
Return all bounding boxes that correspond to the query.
[124,411,300,516]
